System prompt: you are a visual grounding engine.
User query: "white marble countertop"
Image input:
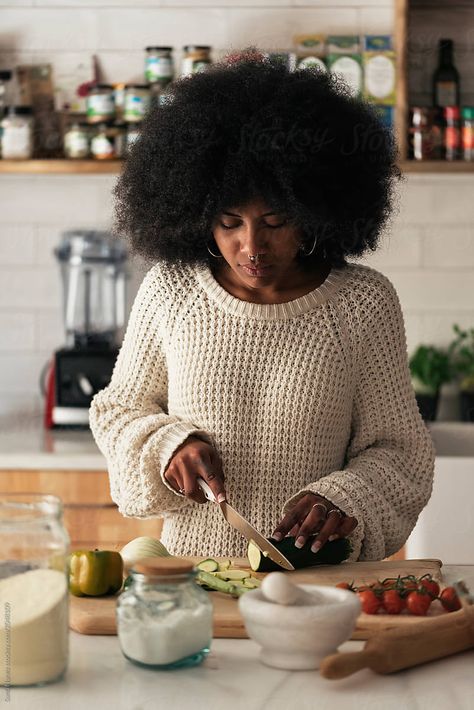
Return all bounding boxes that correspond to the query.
[0,412,105,470]
[6,566,474,710]
[0,414,472,472]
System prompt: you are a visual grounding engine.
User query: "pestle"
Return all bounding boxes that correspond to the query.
[261,572,318,606]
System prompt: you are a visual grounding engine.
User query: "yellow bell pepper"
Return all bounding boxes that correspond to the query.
[68,549,123,597]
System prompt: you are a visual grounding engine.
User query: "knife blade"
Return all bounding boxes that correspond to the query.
[196,477,295,571]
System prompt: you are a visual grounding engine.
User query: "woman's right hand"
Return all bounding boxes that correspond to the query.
[163,436,226,505]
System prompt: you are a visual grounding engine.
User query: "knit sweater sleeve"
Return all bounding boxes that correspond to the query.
[281,272,436,561]
[88,264,216,518]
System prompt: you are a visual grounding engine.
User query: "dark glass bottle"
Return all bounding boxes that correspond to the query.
[433,39,460,108]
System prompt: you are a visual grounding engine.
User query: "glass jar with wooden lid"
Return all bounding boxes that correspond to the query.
[116,556,213,670]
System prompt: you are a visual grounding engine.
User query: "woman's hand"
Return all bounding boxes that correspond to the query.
[163,436,226,505]
[271,493,358,554]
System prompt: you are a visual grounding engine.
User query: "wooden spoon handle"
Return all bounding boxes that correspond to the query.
[319,650,376,679]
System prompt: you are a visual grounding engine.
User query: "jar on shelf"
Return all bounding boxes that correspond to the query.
[90,122,116,159]
[1,106,34,159]
[0,493,70,687]
[112,121,127,158]
[145,47,174,88]
[86,84,115,124]
[123,84,151,123]
[181,46,212,77]
[125,123,141,152]
[112,83,126,121]
[116,557,212,670]
[461,106,474,161]
[63,122,90,159]
[444,106,461,160]
[409,107,434,160]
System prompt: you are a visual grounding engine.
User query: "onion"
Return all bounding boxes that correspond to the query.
[120,536,171,570]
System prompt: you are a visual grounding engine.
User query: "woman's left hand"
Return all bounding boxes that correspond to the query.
[270,493,358,554]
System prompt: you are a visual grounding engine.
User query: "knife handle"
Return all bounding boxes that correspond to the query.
[197,477,217,503]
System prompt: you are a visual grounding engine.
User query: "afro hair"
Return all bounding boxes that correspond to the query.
[113,54,401,271]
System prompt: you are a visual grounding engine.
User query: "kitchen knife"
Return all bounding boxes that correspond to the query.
[196,477,295,571]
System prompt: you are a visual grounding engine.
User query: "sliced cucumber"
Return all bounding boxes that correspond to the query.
[197,558,219,573]
[215,569,249,582]
[243,577,261,589]
[218,559,232,571]
[248,536,352,572]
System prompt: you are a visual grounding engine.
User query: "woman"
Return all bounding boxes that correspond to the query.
[89,54,435,562]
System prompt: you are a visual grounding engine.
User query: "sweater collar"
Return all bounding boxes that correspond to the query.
[194,261,349,320]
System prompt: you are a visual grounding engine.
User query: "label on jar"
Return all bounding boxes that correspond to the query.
[87,94,115,119]
[146,57,173,82]
[329,56,362,96]
[181,57,211,77]
[124,94,150,121]
[91,133,114,159]
[364,54,395,100]
[297,56,327,72]
[445,125,460,149]
[435,81,457,108]
[1,124,33,159]
[65,131,89,159]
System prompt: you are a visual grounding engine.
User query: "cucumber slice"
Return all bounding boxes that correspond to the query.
[243,577,261,589]
[197,558,219,572]
[218,559,232,571]
[247,536,352,572]
[215,569,249,581]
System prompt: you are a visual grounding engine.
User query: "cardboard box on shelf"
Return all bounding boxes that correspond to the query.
[362,35,396,106]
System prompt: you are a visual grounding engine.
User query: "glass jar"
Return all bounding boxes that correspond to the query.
[64,122,89,159]
[123,85,151,123]
[1,106,34,159]
[86,84,115,124]
[181,46,212,77]
[409,107,433,160]
[145,47,174,88]
[91,123,116,159]
[112,83,126,122]
[444,105,461,160]
[0,493,70,687]
[125,123,141,152]
[116,557,212,670]
[461,106,474,161]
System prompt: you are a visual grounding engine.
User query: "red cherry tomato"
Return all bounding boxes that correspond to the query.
[336,582,352,590]
[419,577,440,599]
[357,589,381,615]
[382,589,406,615]
[406,590,432,616]
[439,586,461,612]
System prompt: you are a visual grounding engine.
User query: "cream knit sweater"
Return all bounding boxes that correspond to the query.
[89,259,435,562]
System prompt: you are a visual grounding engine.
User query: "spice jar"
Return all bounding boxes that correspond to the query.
[444,106,461,160]
[86,84,115,124]
[1,106,34,159]
[64,122,89,159]
[116,557,213,670]
[0,493,70,687]
[113,83,126,121]
[181,46,212,77]
[145,47,174,88]
[461,106,474,161]
[123,84,151,123]
[409,107,434,160]
[91,123,116,159]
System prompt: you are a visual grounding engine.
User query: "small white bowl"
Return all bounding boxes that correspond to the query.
[238,584,361,670]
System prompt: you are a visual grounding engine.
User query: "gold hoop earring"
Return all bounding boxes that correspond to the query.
[206,240,224,258]
[299,234,318,257]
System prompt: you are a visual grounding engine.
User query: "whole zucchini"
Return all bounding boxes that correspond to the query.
[247,536,352,572]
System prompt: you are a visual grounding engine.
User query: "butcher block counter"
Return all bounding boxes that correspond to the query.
[7,564,474,710]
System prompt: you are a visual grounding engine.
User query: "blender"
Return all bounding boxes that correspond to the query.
[43,229,128,428]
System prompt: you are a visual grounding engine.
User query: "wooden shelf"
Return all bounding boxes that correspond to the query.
[1,159,473,176]
[0,160,123,174]
[400,160,474,173]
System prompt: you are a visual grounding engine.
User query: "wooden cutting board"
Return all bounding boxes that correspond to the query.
[69,557,443,641]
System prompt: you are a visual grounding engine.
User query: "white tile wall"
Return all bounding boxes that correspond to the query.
[0,1,473,419]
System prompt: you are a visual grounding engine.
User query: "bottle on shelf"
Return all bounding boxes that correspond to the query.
[432,38,460,109]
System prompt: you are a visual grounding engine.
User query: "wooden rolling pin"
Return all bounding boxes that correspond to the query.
[320,606,474,679]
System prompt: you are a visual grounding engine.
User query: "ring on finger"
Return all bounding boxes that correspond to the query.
[179,488,185,494]
[327,508,343,517]
[312,502,328,517]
